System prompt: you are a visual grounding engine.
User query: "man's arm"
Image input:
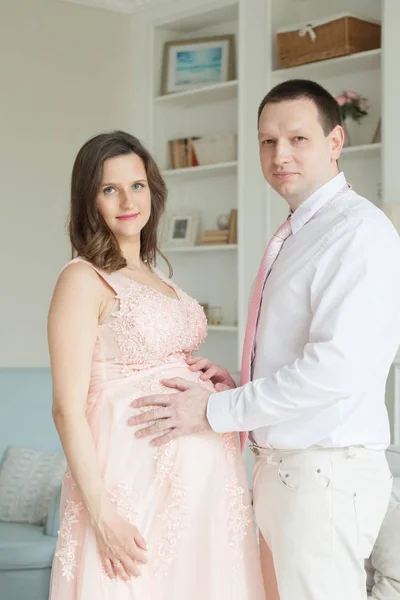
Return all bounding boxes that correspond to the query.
[207,218,400,433]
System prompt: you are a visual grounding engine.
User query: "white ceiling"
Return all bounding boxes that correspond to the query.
[62,0,173,14]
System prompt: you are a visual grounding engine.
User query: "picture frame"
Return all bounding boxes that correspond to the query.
[161,34,235,95]
[160,210,200,248]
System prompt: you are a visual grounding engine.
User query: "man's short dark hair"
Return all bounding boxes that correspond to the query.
[258,79,342,135]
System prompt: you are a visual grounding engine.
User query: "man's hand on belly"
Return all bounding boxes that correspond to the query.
[128,378,212,446]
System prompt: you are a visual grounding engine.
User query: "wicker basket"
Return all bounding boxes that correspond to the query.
[276,15,381,69]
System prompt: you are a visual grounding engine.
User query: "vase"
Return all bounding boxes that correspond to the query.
[342,120,351,147]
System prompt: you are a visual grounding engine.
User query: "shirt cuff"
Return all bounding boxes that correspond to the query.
[207,389,243,433]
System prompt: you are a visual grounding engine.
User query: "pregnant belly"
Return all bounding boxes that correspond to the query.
[87,361,240,498]
[87,360,226,459]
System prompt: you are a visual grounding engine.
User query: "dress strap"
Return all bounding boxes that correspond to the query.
[59,257,122,295]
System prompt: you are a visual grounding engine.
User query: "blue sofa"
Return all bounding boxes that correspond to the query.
[0,368,62,600]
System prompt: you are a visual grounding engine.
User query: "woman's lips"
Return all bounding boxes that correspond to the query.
[117,213,139,220]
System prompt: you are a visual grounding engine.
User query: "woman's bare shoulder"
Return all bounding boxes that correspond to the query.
[54,261,104,298]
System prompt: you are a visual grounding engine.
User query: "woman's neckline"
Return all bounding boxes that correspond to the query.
[113,269,180,302]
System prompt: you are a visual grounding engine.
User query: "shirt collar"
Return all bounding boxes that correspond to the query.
[290,172,347,235]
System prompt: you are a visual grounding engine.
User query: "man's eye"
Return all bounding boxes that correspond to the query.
[294,136,306,142]
[262,139,274,145]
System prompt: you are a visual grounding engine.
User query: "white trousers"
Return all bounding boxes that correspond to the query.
[252,445,393,600]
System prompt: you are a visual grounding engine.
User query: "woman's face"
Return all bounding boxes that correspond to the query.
[96,153,151,241]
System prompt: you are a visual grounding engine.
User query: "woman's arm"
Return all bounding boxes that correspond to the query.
[48,262,147,580]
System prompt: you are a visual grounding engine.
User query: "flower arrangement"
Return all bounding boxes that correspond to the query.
[335,91,370,123]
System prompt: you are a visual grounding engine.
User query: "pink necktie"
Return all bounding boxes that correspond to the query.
[240,217,293,387]
[238,218,292,451]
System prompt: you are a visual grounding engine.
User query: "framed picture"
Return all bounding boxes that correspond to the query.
[160,210,200,248]
[161,35,235,95]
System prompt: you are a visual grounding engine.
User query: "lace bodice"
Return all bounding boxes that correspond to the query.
[104,274,207,374]
[68,259,208,380]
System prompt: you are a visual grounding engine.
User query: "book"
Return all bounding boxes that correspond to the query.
[228,209,238,244]
[200,229,230,245]
[167,137,201,169]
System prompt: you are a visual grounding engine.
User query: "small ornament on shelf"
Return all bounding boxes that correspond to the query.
[216,213,231,230]
[335,91,370,147]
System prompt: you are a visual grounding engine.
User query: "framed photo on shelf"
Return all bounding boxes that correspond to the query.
[160,210,200,248]
[161,34,235,95]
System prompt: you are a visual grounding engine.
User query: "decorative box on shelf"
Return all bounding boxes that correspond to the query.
[276,14,381,69]
[193,133,237,166]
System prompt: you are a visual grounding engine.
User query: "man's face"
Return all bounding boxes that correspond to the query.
[258,98,342,209]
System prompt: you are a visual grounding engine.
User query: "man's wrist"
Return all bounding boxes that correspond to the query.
[206,388,242,433]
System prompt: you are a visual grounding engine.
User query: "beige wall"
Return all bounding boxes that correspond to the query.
[0,0,134,366]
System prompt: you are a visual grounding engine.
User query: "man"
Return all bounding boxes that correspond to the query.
[129,80,400,600]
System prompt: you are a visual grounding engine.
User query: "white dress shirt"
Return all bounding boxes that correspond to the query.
[207,172,400,450]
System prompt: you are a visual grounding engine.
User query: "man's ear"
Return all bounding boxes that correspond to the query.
[331,124,344,161]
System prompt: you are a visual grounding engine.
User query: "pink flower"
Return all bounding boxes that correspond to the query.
[346,91,359,100]
[336,95,347,106]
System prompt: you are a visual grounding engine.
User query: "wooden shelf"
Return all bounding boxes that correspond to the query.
[341,143,381,157]
[154,80,238,108]
[162,161,238,180]
[272,48,381,81]
[161,244,238,253]
[208,325,238,332]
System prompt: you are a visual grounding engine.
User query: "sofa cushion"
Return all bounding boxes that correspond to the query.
[0,446,66,525]
[0,522,57,570]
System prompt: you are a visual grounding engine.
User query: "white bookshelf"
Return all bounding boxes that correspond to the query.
[341,143,381,157]
[271,48,381,81]
[128,0,400,446]
[138,0,385,369]
[149,3,240,372]
[162,161,238,180]
[154,80,238,107]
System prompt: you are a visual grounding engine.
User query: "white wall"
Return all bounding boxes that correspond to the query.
[0,0,134,366]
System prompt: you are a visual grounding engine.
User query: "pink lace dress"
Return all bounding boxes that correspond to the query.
[49,258,264,600]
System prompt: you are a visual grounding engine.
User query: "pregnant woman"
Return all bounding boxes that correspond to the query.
[47,130,265,599]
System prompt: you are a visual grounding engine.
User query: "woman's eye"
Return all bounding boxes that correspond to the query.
[132,183,144,190]
[103,186,115,195]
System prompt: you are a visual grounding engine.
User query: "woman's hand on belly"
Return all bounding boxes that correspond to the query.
[186,355,237,390]
[92,498,148,581]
